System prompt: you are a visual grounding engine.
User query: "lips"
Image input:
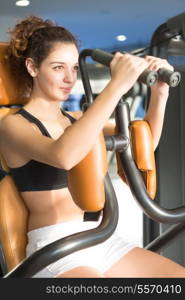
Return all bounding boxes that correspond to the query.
[61,87,72,93]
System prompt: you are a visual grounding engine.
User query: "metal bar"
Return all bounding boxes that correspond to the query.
[145,221,185,253]
[105,135,129,152]
[79,49,94,104]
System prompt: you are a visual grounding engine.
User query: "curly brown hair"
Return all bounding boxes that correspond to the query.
[6,16,79,97]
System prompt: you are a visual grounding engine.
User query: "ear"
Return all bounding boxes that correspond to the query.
[25,58,38,77]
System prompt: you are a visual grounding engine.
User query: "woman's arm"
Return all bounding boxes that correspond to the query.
[144,87,169,150]
[144,56,174,150]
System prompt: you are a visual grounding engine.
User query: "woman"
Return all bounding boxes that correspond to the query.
[0,16,184,278]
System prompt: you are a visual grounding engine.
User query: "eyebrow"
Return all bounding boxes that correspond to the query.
[50,62,79,65]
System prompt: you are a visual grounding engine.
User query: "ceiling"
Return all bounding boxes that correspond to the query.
[0,0,185,52]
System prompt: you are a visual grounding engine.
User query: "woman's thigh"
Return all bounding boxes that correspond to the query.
[104,247,185,278]
[56,266,105,278]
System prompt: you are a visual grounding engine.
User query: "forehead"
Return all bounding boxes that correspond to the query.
[46,42,79,63]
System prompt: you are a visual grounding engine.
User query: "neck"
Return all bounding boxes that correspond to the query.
[24,96,65,120]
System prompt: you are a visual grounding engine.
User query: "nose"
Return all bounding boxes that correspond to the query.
[64,68,76,83]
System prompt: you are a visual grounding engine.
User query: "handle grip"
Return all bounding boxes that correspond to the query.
[91,48,112,66]
[91,49,181,88]
[91,49,158,86]
[158,69,181,87]
[138,70,158,87]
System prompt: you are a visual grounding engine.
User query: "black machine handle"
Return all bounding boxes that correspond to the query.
[91,48,157,87]
[158,68,181,87]
[91,48,181,87]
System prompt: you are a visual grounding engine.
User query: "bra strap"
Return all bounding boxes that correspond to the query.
[61,109,76,124]
[16,109,51,137]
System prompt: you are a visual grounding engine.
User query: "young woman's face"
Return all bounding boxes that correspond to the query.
[33,42,79,102]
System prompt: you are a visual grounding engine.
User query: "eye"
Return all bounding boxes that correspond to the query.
[53,65,64,71]
[74,65,79,71]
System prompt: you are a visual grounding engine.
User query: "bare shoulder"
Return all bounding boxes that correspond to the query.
[0,113,19,136]
[0,113,28,164]
[0,112,40,152]
[0,110,60,168]
[0,112,31,138]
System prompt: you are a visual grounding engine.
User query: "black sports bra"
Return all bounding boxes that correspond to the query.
[10,108,76,192]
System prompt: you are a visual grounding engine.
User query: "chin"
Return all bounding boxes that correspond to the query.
[52,94,69,102]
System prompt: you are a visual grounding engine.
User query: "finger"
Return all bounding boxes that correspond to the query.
[110,51,124,66]
[145,58,174,72]
[150,62,173,72]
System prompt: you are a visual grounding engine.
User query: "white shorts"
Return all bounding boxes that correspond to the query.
[26,218,136,277]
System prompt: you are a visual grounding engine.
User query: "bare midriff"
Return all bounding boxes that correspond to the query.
[21,188,84,232]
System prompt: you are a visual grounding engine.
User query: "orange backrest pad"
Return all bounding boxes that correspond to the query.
[0,42,29,272]
[0,42,29,105]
